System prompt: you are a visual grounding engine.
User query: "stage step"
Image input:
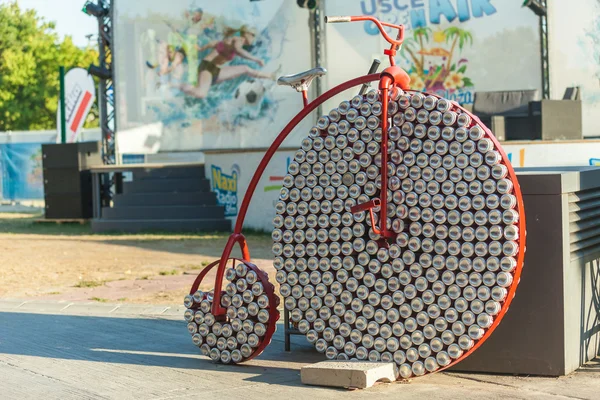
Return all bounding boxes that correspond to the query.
[112,192,218,207]
[91,165,231,234]
[91,218,231,233]
[102,205,225,220]
[132,166,205,180]
[122,178,211,194]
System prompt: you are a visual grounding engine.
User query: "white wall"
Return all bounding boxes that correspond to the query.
[503,140,600,168]
[204,149,296,231]
[205,140,600,231]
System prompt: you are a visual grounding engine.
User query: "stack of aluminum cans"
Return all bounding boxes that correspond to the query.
[272,89,522,379]
[183,262,275,364]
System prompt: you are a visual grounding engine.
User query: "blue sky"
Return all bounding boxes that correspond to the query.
[12,0,96,47]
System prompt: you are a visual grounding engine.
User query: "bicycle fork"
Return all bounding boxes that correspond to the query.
[351,65,411,244]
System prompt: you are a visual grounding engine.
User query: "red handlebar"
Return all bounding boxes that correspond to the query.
[325,15,405,47]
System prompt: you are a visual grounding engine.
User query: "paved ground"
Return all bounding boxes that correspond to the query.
[1,300,599,400]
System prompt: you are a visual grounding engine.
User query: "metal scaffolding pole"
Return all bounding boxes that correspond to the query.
[309,3,325,117]
[540,0,550,99]
[95,0,116,165]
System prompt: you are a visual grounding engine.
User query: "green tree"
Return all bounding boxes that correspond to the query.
[0,1,99,131]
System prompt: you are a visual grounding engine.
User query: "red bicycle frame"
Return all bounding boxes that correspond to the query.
[193,14,526,378]
[209,15,411,316]
[210,74,378,316]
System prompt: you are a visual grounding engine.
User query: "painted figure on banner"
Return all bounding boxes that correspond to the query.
[180,25,278,99]
[133,1,286,143]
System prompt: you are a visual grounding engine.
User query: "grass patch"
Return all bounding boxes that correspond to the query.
[90,297,108,302]
[139,276,150,280]
[159,269,179,276]
[74,280,105,288]
[117,298,127,302]
[47,291,61,295]
[0,212,91,235]
[0,212,269,239]
[0,213,229,238]
[180,262,208,270]
[241,227,271,236]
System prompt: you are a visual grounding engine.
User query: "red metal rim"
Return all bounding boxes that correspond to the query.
[189,259,220,296]
[270,84,526,375]
[188,258,280,363]
[399,90,526,373]
[240,260,281,362]
[191,78,525,371]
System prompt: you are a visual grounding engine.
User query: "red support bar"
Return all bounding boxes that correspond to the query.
[351,199,382,236]
[379,81,390,238]
[350,199,380,213]
[210,233,250,317]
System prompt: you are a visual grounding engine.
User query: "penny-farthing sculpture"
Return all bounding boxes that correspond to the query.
[185,15,525,380]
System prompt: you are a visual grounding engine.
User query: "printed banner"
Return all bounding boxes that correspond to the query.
[0,143,44,200]
[204,150,294,229]
[210,164,239,217]
[114,0,313,152]
[323,0,542,106]
[204,141,600,231]
[56,68,96,143]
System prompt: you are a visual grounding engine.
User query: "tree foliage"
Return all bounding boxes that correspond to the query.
[0,1,99,131]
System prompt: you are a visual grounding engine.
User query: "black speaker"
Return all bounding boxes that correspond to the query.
[42,142,101,219]
[42,141,102,170]
[43,169,92,195]
[44,193,94,219]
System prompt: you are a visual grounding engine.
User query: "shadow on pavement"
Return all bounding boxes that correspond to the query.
[0,311,321,387]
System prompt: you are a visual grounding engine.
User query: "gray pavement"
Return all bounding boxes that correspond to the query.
[1,300,599,399]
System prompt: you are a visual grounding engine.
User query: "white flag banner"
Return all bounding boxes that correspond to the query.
[56,67,96,143]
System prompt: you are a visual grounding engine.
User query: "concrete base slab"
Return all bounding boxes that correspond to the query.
[301,361,398,389]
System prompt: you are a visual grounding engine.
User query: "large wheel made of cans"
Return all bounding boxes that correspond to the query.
[183,258,280,364]
[272,89,525,379]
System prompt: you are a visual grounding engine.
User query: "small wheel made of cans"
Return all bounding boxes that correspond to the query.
[184,258,280,364]
[272,88,526,379]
